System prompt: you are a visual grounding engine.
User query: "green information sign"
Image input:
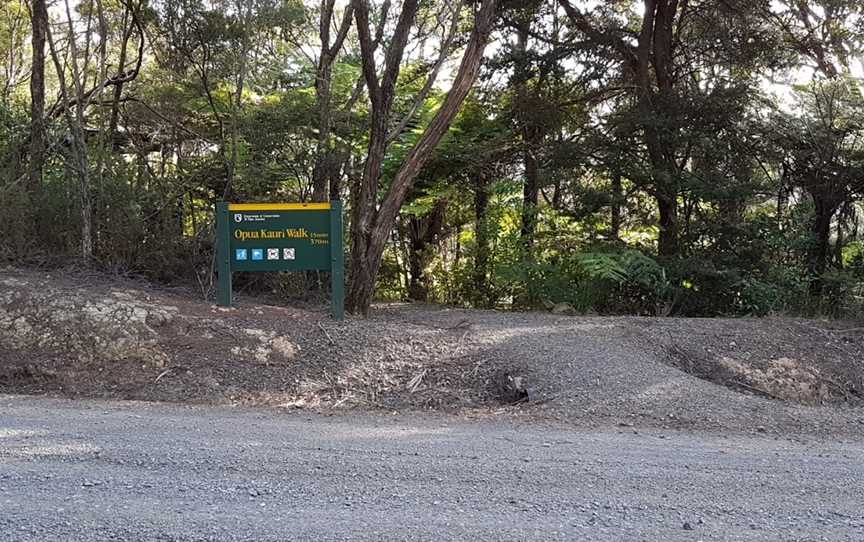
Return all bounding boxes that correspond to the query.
[215,201,344,319]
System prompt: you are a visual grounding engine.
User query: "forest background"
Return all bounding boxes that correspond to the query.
[1,0,863,317]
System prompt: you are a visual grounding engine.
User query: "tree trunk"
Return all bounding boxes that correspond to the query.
[311,53,334,202]
[48,0,93,261]
[346,0,499,314]
[558,0,683,253]
[511,14,543,308]
[513,18,539,255]
[834,224,844,270]
[521,145,539,252]
[312,0,352,202]
[473,172,492,307]
[657,191,678,257]
[346,0,420,313]
[551,176,562,210]
[108,13,132,147]
[610,173,622,240]
[807,196,836,296]
[406,243,426,301]
[70,118,93,261]
[406,199,446,301]
[227,2,249,198]
[28,0,48,197]
[328,144,349,201]
[639,0,681,258]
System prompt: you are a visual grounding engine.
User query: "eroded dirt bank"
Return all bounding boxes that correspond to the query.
[1,267,862,436]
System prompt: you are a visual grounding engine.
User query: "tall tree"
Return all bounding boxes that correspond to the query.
[46,0,98,261]
[557,0,685,256]
[559,0,776,258]
[346,0,500,314]
[776,82,864,295]
[511,10,540,256]
[45,0,146,261]
[311,0,353,202]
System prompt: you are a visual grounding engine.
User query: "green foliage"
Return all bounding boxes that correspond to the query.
[4,0,864,319]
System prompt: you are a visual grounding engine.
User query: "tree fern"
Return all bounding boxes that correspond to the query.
[578,250,663,285]
[577,252,629,283]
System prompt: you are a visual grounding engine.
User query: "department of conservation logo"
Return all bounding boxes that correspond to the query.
[234,213,243,223]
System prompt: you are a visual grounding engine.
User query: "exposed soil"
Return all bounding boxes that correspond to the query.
[657,320,863,405]
[0,268,494,410]
[2,266,863,436]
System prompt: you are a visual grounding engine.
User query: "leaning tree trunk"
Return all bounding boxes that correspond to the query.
[346,0,419,313]
[346,0,499,314]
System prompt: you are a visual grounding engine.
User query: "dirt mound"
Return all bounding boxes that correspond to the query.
[657,320,863,405]
[1,267,863,435]
[0,268,496,409]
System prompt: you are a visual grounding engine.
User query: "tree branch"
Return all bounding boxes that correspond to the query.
[386,0,464,143]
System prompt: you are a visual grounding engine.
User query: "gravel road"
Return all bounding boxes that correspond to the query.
[1,395,863,541]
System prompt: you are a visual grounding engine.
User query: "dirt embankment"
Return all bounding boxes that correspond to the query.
[0,269,491,410]
[1,267,863,435]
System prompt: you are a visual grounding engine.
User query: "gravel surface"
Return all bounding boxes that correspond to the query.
[1,395,864,541]
[373,306,864,436]
[375,306,864,436]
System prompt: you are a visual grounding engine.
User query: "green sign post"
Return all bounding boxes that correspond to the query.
[215,201,344,319]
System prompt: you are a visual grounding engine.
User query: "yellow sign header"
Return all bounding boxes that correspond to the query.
[228,203,331,211]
